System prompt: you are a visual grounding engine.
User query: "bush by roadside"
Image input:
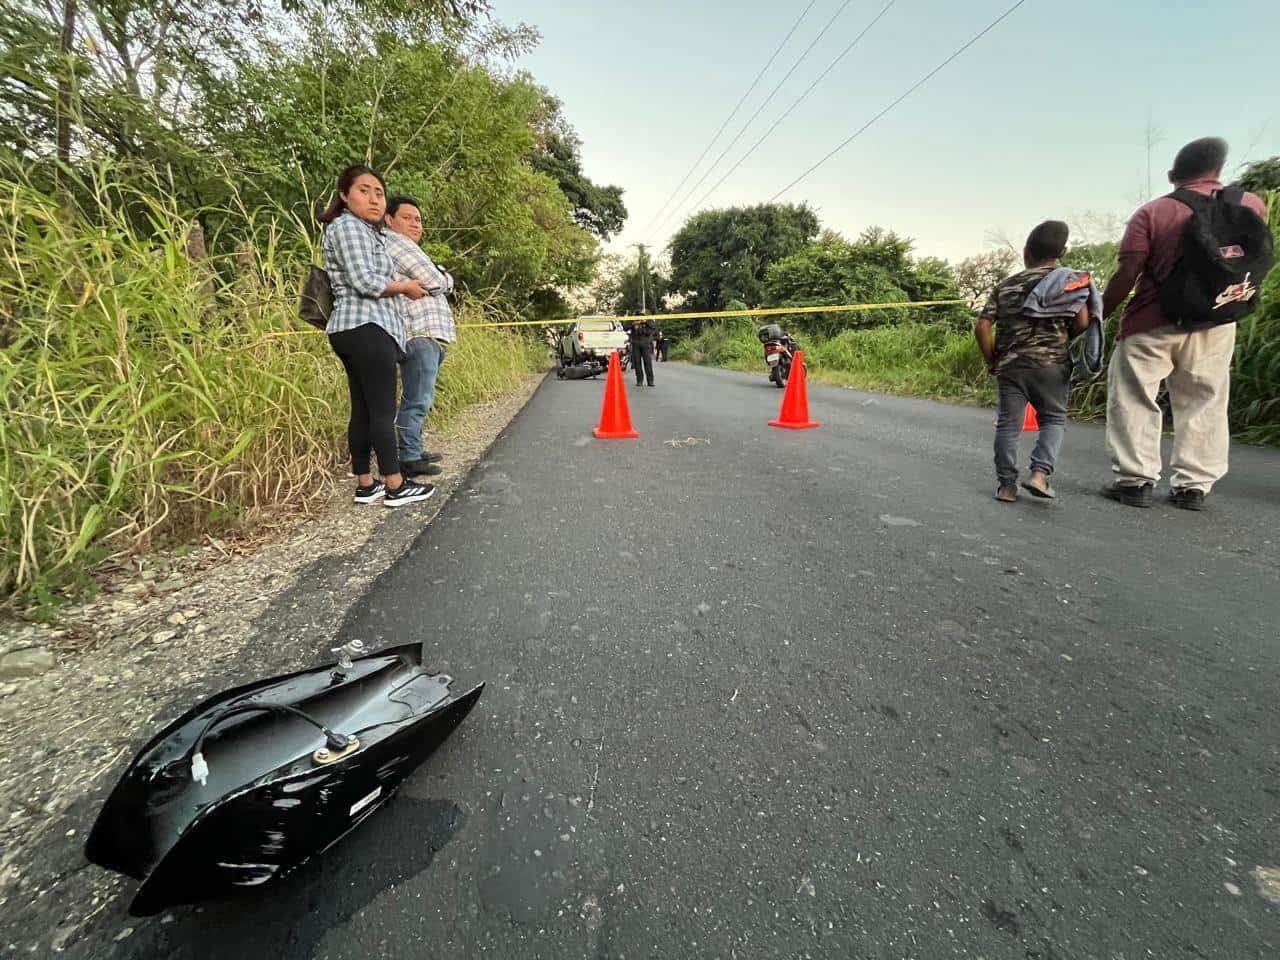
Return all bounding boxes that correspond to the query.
[673,315,993,406]
[675,188,1279,445]
[0,168,544,607]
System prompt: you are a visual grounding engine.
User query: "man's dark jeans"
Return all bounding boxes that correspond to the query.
[631,341,654,385]
[995,364,1069,485]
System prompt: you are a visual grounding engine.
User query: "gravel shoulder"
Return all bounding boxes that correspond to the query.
[0,372,545,956]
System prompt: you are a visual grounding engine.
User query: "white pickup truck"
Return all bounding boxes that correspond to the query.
[556,319,630,376]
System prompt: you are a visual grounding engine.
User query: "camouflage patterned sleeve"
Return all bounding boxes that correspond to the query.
[979,291,998,323]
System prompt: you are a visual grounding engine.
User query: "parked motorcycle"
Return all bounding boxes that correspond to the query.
[758,324,797,388]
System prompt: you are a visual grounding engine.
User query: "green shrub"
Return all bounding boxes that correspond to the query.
[681,191,1279,446]
[0,163,542,602]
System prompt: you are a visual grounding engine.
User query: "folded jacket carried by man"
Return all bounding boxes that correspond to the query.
[1022,267,1104,382]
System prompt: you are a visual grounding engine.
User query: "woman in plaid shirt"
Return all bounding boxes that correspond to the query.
[318,164,434,508]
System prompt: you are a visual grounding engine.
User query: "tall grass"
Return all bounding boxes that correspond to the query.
[0,162,542,603]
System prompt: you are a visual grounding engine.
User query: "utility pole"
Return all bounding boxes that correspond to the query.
[632,243,648,314]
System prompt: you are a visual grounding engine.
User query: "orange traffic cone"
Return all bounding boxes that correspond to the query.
[769,350,820,430]
[593,350,639,439]
[1022,403,1039,431]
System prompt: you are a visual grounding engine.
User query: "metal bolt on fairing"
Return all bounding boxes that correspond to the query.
[330,638,367,674]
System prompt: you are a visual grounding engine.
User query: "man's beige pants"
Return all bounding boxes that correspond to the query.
[1106,323,1236,492]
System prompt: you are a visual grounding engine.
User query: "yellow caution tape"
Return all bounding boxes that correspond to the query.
[266,298,967,336]
[457,299,966,328]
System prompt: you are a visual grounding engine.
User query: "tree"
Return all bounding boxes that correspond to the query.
[1236,156,1280,195]
[565,252,623,314]
[765,228,969,335]
[190,29,596,310]
[953,249,1017,308]
[1061,241,1120,283]
[766,231,904,306]
[615,255,669,315]
[668,202,818,312]
[529,129,627,240]
[1,0,497,175]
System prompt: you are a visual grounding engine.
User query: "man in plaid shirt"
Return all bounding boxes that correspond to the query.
[384,196,457,477]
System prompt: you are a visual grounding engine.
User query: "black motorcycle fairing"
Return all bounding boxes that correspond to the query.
[85,644,483,915]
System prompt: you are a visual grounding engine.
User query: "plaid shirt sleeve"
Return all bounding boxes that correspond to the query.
[322,213,404,348]
[384,230,457,342]
[328,213,393,298]
[385,230,448,293]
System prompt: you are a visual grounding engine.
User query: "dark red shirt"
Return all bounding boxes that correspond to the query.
[1117,178,1267,339]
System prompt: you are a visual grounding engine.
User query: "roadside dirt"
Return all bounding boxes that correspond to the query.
[0,372,545,956]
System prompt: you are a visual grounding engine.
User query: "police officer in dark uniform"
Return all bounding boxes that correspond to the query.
[624,317,657,387]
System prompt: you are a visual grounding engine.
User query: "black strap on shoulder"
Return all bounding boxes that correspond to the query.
[1167,187,1213,211]
[1220,185,1245,206]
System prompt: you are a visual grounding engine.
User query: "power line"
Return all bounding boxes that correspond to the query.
[684,0,899,216]
[651,0,860,239]
[639,0,820,238]
[652,0,857,237]
[769,0,1032,202]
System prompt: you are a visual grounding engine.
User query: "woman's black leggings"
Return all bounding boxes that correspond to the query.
[329,324,400,477]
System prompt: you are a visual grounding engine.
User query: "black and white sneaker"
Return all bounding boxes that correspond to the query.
[353,481,386,504]
[384,479,435,508]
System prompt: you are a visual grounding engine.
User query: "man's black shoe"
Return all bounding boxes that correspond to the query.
[1169,488,1206,511]
[1101,482,1154,508]
[400,451,444,465]
[401,459,443,477]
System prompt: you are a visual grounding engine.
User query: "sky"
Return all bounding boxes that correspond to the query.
[491,0,1279,264]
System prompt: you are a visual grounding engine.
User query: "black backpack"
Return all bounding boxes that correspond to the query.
[1157,187,1274,330]
[298,266,333,330]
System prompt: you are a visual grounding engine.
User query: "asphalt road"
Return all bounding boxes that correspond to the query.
[112,361,1279,959]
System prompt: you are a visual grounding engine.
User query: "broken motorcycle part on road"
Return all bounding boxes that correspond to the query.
[85,642,483,916]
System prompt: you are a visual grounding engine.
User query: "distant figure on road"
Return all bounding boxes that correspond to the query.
[975,220,1093,503]
[624,317,657,387]
[1100,137,1272,511]
[318,164,434,509]
[384,195,455,480]
[655,329,669,362]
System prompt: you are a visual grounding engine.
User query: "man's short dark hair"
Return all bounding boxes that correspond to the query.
[385,195,421,218]
[1170,137,1228,182]
[1025,220,1069,261]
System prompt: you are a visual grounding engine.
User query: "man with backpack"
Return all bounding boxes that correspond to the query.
[1101,137,1273,511]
